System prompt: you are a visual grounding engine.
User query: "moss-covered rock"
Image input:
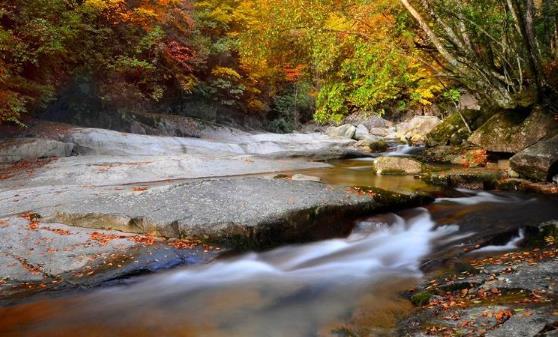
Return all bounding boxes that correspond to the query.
[354,137,387,153]
[369,139,389,153]
[422,168,502,189]
[410,291,433,306]
[420,145,487,168]
[373,157,423,175]
[426,109,492,147]
[420,145,465,163]
[468,106,558,153]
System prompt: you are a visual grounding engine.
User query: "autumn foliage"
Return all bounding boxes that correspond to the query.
[0,0,198,124]
[0,0,457,126]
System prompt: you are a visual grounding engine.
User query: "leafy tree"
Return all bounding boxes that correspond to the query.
[236,0,445,124]
[0,0,198,124]
[399,0,558,109]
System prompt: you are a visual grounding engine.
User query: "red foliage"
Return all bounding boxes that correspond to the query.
[0,158,54,180]
[163,40,195,72]
[283,64,305,82]
[130,235,156,245]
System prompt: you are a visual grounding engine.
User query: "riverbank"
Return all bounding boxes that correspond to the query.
[398,222,558,337]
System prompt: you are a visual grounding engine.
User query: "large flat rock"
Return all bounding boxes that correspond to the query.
[0,138,74,163]
[0,154,329,189]
[0,216,214,301]
[20,123,357,159]
[45,177,430,247]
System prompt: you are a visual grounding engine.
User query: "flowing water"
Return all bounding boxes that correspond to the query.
[1,148,558,337]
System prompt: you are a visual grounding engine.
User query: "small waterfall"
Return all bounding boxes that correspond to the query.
[472,229,526,253]
[384,144,416,157]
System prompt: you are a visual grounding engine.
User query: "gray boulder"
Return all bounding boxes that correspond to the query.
[326,124,357,139]
[354,124,370,140]
[469,107,558,153]
[510,134,558,181]
[373,156,422,175]
[0,138,74,163]
[344,114,392,129]
[369,127,389,137]
[395,116,442,144]
[38,177,429,247]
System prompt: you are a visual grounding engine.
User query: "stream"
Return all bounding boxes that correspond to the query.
[1,147,558,337]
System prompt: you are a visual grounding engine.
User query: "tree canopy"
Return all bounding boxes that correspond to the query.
[1,0,556,126]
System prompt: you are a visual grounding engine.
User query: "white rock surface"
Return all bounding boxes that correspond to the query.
[1,154,329,189]
[291,174,321,182]
[0,138,74,163]
[369,127,389,137]
[58,127,355,159]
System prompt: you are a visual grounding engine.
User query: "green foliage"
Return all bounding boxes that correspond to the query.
[315,82,349,125]
[443,89,462,105]
[236,0,446,124]
[268,81,314,132]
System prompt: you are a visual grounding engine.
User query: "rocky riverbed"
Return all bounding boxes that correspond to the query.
[0,117,436,301]
[0,111,557,336]
[399,222,558,337]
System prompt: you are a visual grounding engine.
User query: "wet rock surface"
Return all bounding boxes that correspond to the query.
[422,167,502,190]
[0,124,433,300]
[398,235,558,337]
[0,215,216,303]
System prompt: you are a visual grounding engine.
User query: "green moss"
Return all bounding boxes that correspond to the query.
[379,169,408,176]
[411,291,433,306]
[426,110,492,147]
[422,169,501,188]
[369,140,388,153]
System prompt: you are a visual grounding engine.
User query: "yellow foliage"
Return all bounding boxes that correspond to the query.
[247,98,267,112]
[176,74,198,94]
[84,0,125,11]
[211,66,242,80]
[324,14,351,32]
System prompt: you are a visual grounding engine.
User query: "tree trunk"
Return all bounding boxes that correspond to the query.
[399,0,460,69]
[399,0,515,108]
[512,0,547,98]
